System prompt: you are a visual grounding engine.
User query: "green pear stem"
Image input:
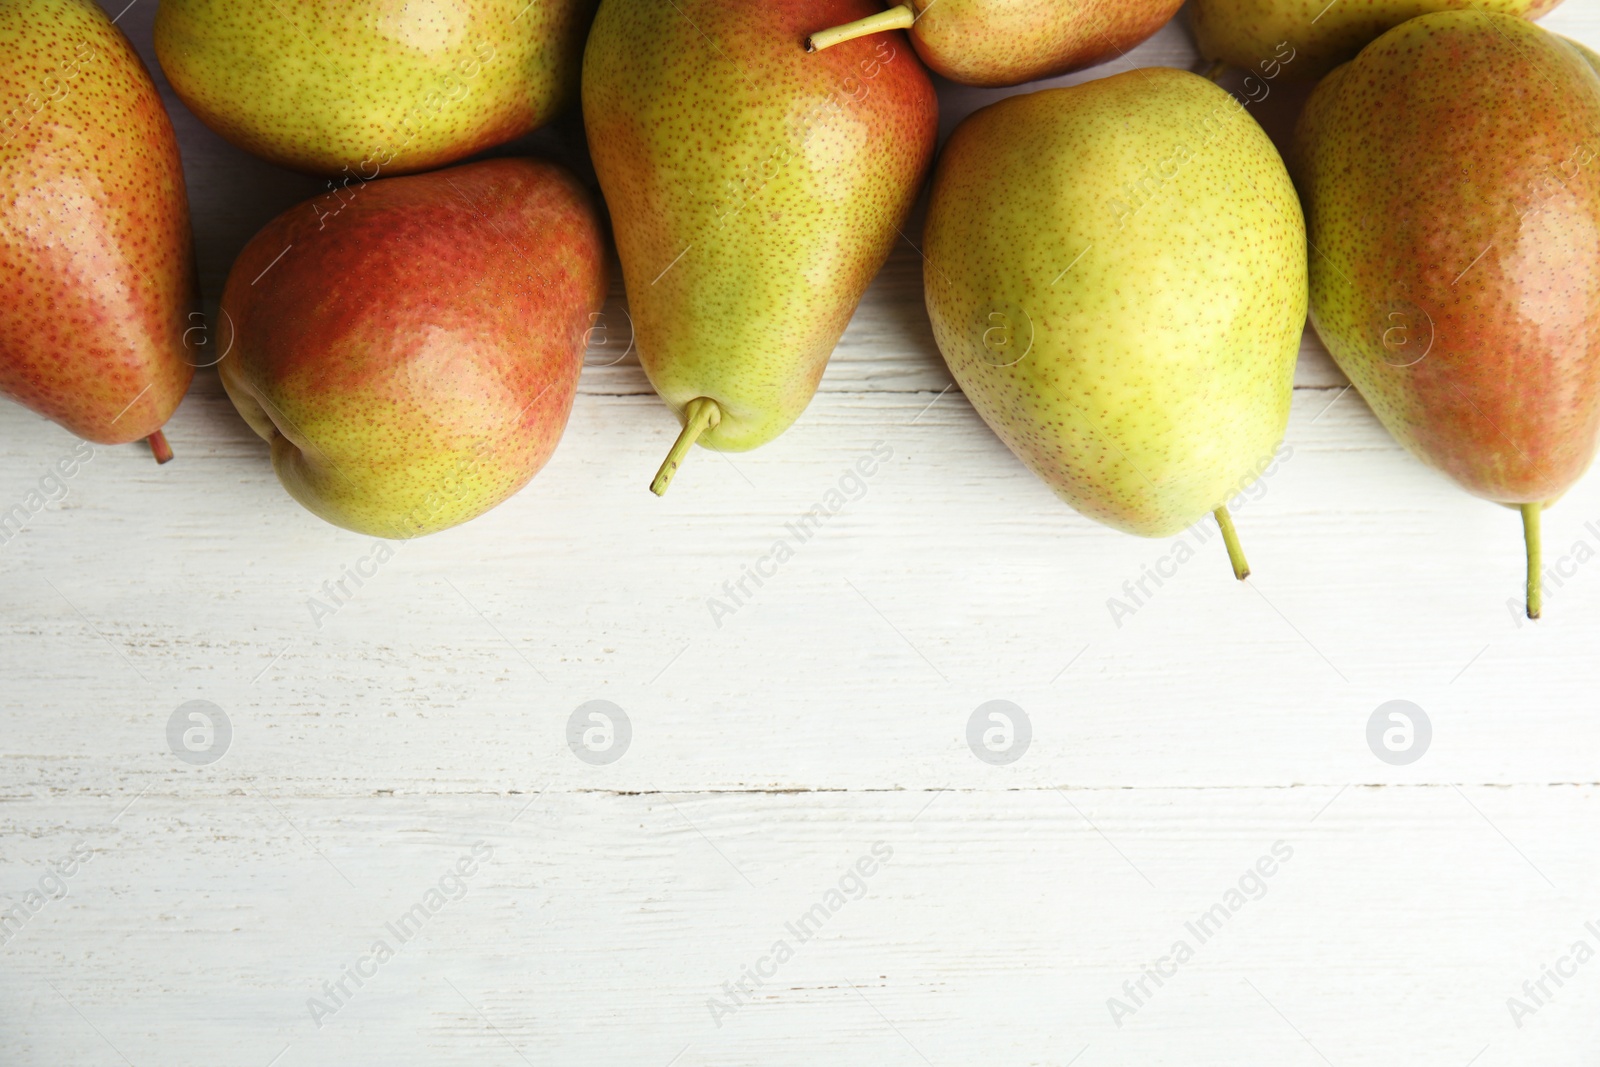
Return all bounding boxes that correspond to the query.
[146,430,174,465]
[1213,506,1250,581]
[1201,60,1228,83]
[1522,502,1542,620]
[806,4,915,52]
[650,397,721,496]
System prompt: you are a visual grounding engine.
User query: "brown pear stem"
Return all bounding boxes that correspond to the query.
[650,398,720,496]
[146,430,174,465]
[807,4,915,52]
[1214,506,1250,581]
[1522,502,1542,620]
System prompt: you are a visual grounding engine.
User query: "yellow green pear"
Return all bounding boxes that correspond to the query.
[1566,35,1600,75]
[806,0,1185,88]
[154,0,597,176]
[1190,0,1565,81]
[583,0,937,494]
[923,69,1306,576]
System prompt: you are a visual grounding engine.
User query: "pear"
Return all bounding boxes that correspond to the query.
[583,0,937,494]
[1190,0,1565,82]
[1566,35,1600,76]
[923,69,1306,576]
[153,0,598,177]
[0,0,195,462]
[808,0,1184,87]
[218,158,605,537]
[1294,11,1600,617]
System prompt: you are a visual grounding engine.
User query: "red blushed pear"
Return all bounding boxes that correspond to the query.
[1294,12,1600,617]
[1190,0,1567,83]
[0,0,195,462]
[1565,36,1600,77]
[806,0,1185,87]
[218,158,605,537]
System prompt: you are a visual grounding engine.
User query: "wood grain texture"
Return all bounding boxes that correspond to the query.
[4,2,1600,1065]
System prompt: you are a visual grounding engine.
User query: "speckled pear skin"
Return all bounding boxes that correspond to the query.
[0,0,194,446]
[154,0,598,177]
[1294,12,1600,506]
[1191,0,1563,81]
[583,0,937,453]
[218,158,605,537]
[1565,35,1600,76]
[907,0,1185,87]
[924,70,1305,538]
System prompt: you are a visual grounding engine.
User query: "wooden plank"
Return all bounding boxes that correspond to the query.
[2,789,1597,1066]
[3,382,1598,795]
[4,2,1600,1065]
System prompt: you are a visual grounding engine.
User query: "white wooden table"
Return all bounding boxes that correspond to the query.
[6,2,1600,1064]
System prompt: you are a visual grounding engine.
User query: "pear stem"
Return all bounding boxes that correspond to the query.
[650,398,720,496]
[146,430,174,465]
[807,4,915,52]
[1201,60,1228,83]
[1522,502,1542,620]
[1213,506,1250,581]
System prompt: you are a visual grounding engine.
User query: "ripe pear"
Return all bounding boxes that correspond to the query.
[1294,11,1600,617]
[218,158,605,537]
[1567,35,1600,76]
[0,0,195,461]
[153,0,598,177]
[583,0,937,494]
[808,0,1184,87]
[923,69,1306,577]
[1190,0,1565,81]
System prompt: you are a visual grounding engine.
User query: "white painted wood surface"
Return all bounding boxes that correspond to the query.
[5,2,1600,1065]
